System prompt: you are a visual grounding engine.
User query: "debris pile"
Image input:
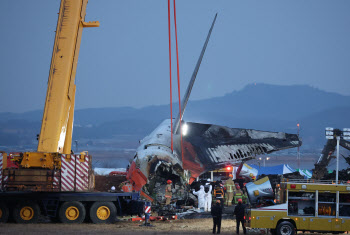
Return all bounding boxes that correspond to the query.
[322,168,350,181]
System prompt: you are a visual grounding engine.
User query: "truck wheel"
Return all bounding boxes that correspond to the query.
[89,201,116,224]
[276,221,295,235]
[0,203,9,223]
[59,201,86,224]
[13,201,40,223]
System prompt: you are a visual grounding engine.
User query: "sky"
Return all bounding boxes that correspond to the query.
[1,0,350,113]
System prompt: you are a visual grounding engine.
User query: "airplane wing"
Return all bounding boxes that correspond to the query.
[175,122,301,178]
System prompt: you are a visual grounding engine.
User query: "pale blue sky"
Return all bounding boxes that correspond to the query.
[1,0,350,112]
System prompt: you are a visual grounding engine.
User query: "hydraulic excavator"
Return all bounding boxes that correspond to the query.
[312,128,350,180]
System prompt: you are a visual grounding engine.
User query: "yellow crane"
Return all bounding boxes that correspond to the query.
[13,0,98,170]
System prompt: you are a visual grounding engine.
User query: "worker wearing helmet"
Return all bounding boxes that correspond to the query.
[165,180,172,205]
[224,174,235,206]
[235,185,243,195]
[214,183,224,208]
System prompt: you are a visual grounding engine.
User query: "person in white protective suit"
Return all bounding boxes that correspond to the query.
[204,182,213,212]
[193,185,205,210]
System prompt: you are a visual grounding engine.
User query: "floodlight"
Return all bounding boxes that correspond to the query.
[182,123,189,136]
[326,131,334,136]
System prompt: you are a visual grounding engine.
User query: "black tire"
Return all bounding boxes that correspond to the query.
[89,201,116,224]
[270,229,277,235]
[13,201,40,224]
[0,203,9,223]
[58,201,86,224]
[276,221,295,235]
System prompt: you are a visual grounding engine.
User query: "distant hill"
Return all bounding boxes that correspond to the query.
[0,84,349,149]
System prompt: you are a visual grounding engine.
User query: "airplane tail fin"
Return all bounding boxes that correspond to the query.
[173,13,217,134]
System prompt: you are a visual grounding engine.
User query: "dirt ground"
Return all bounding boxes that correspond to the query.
[0,218,342,235]
[0,218,242,235]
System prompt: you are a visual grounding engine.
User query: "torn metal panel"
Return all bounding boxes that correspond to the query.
[177,122,301,177]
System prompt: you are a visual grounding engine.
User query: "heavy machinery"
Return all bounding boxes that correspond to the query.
[0,0,144,224]
[246,179,350,235]
[312,128,350,180]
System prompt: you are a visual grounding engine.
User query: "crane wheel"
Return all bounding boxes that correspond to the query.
[59,201,86,224]
[89,201,116,224]
[13,201,40,223]
[0,203,9,223]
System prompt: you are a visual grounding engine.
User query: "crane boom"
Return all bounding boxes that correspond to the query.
[37,0,99,154]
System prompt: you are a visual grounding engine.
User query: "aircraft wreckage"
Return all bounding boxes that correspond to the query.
[126,14,301,202]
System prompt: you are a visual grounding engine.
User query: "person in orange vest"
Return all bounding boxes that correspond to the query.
[165,180,172,205]
[224,174,235,206]
[214,183,224,208]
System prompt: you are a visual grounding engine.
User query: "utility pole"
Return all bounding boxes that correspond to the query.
[336,136,340,183]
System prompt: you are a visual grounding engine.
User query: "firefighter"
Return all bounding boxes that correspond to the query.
[235,185,243,195]
[225,174,235,206]
[165,180,172,205]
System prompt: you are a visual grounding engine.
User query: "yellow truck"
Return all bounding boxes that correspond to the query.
[247,178,350,235]
[0,0,145,224]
